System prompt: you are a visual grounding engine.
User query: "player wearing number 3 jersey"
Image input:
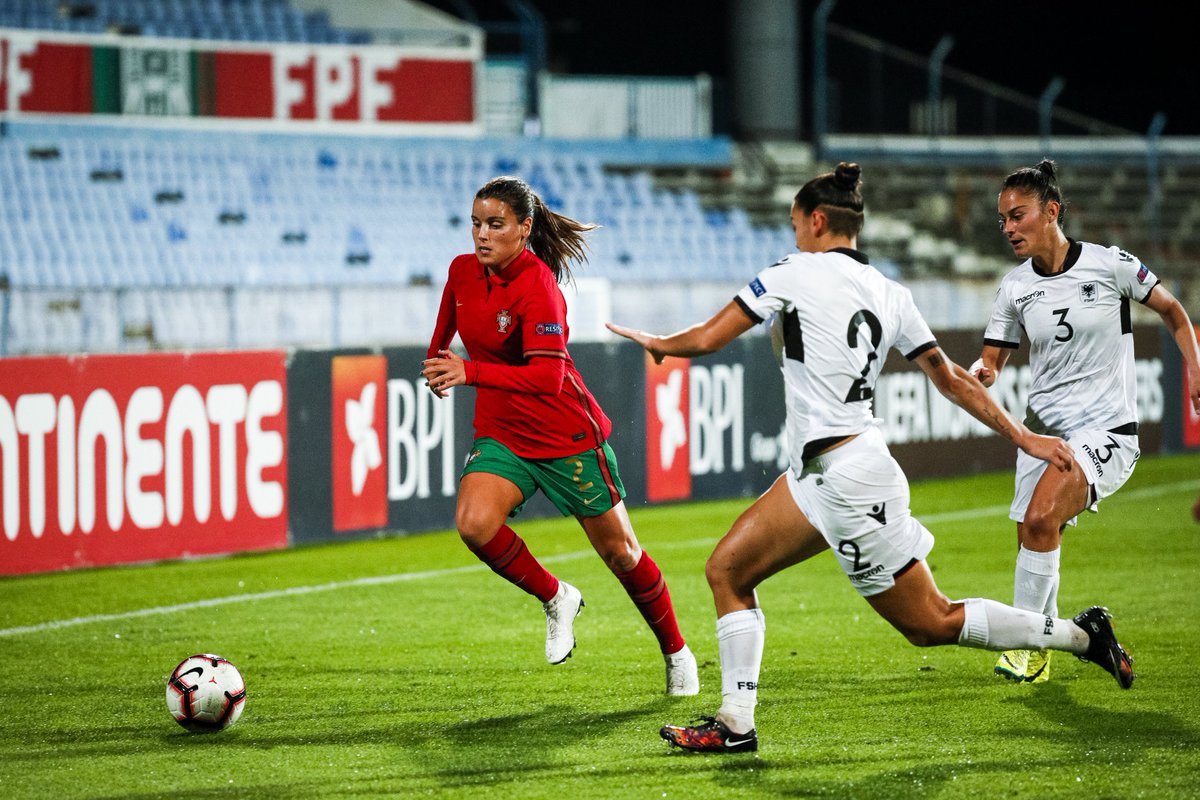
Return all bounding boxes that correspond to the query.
[608,162,1137,753]
[973,160,1200,685]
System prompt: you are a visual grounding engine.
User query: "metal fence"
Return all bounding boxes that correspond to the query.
[822,23,1134,138]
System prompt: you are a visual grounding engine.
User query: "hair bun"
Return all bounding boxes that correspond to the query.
[1035,159,1058,179]
[834,162,862,189]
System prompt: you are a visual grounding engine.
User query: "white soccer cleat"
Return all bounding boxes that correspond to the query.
[665,644,700,696]
[543,581,584,664]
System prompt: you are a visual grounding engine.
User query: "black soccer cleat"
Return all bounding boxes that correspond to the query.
[1073,606,1135,689]
[660,716,758,753]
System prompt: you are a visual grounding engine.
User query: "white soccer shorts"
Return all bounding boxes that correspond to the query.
[1009,428,1140,525]
[786,426,934,597]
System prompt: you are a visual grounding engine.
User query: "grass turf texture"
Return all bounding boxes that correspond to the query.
[2,453,1198,799]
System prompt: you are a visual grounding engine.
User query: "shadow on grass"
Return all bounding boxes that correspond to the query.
[11,699,688,795]
[726,681,1200,799]
[1017,680,1200,750]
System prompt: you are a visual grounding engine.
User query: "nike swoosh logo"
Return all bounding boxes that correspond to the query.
[725,736,755,748]
[582,494,602,505]
[455,301,464,307]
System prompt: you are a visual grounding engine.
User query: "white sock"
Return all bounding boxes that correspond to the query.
[716,608,765,733]
[1044,573,1060,618]
[1013,546,1060,616]
[958,598,1087,654]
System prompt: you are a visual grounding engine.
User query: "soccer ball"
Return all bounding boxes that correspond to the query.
[166,654,247,732]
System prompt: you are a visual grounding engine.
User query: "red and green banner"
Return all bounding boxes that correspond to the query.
[0,28,477,127]
[0,36,118,114]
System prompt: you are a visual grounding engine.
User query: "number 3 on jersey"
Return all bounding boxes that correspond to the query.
[1052,307,1074,342]
[844,309,882,402]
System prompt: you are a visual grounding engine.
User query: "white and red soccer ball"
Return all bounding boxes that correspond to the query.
[166,654,246,732]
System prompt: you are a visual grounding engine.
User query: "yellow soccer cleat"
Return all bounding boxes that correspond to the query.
[1025,649,1051,683]
[994,649,1029,682]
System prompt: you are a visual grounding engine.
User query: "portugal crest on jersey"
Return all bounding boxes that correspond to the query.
[497,309,512,333]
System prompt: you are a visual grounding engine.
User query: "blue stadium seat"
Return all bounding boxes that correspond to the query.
[1,123,784,298]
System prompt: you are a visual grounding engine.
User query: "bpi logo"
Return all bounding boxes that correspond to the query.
[331,356,387,531]
[644,355,744,502]
[331,354,459,532]
[646,358,690,502]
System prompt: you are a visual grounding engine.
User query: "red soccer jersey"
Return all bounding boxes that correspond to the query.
[426,249,613,458]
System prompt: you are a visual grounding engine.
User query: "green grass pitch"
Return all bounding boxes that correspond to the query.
[2,453,1198,799]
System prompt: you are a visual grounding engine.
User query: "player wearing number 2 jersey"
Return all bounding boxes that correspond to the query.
[609,162,1137,753]
[972,160,1200,685]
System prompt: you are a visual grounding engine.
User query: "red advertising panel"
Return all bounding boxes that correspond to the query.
[0,351,288,575]
[212,51,273,118]
[645,354,691,502]
[1185,325,1200,448]
[331,355,388,532]
[383,58,473,122]
[14,40,94,113]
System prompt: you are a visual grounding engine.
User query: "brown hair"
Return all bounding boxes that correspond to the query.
[1001,159,1068,228]
[793,162,865,237]
[475,176,597,283]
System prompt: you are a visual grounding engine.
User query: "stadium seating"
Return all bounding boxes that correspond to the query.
[0,123,794,294]
[0,0,368,43]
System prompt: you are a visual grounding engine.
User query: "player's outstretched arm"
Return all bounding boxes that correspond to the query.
[1146,284,1200,416]
[607,301,756,364]
[916,346,1073,472]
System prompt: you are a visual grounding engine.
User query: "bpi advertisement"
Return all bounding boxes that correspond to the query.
[289,348,464,543]
[642,341,788,505]
[2,325,1183,574]
[0,351,288,575]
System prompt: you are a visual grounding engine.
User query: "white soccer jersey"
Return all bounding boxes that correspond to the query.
[984,240,1159,436]
[735,248,937,470]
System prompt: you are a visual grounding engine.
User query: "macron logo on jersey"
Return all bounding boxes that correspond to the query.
[749,278,767,297]
[534,323,563,335]
[1015,289,1045,305]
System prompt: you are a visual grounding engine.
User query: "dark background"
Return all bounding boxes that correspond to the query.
[439,1,1199,137]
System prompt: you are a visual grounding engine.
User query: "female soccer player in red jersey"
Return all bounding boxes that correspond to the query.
[420,175,698,695]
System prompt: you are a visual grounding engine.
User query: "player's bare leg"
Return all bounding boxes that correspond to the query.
[1000,458,1088,681]
[455,472,524,550]
[864,560,964,646]
[456,472,575,662]
[865,559,1133,688]
[579,503,697,694]
[662,475,828,752]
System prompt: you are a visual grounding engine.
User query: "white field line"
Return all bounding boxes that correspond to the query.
[2,479,1196,639]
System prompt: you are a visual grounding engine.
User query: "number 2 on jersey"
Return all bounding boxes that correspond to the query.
[844,309,883,403]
